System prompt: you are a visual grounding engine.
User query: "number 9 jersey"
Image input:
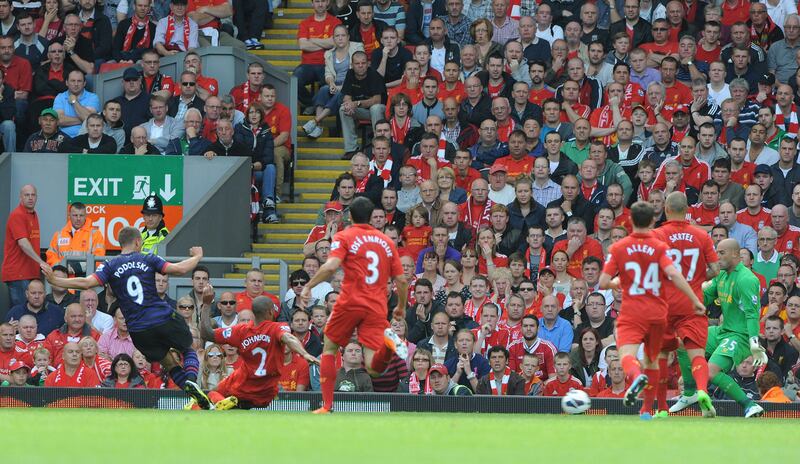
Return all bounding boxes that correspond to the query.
[329,223,404,316]
[92,252,173,332]
[602,232,675,323]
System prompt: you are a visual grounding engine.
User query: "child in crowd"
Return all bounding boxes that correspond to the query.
[401,206,432,261]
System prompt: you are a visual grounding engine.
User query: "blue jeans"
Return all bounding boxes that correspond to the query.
[6,279,30,308]
[1,120,15,152]
[293,64,325,106]
[312,85,344,112]
[254,164,277,201]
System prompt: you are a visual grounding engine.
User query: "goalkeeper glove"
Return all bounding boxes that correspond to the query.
[749,337,768,367]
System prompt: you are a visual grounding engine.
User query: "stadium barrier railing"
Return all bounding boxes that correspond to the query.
[1,388,797,418]
[85,255,290,301]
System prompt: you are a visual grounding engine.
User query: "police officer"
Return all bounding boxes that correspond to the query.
[140,194,169,254]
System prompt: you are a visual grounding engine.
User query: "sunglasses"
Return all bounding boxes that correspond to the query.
[207,353,223,358]
[182,82,196,86]
[178,305,195,309]
[292,281,308,286]
[219,300,236,305]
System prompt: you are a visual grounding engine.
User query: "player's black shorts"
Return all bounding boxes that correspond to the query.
[129,312,193,362]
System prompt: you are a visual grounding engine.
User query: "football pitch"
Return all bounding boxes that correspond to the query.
[2,409,796,463]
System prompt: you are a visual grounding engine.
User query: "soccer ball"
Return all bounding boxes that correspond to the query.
[561,389,591,414]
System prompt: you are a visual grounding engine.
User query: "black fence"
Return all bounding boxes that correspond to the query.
[0,388,798,417]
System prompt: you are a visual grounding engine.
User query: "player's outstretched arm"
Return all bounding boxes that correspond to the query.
[664,265,705,314]
[300,257,341,302]
[164,246,204,276]
[706,261,720,279]
[281,333,319,365]
[598,273,619,291]
[392,274,409,321]
[198,284,216,342]
[41,264,100,290]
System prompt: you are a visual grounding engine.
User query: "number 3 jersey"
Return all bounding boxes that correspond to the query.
[602,232,674,323]
[653,220,718,316]
[92,252,172,332]
[329,223,404,315]
[214,321,290,381]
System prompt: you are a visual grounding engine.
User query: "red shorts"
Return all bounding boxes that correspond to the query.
[616,316,666,361]
[215,369,279,408]
[662,313,709,352]
[324,305,389,351]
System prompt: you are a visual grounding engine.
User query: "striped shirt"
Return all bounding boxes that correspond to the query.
[374,2,406,31]
[492,17,520,46]
[464,0,493,23]
[440,14,472,48]
[532,179,563,206]
[738,100,761,129]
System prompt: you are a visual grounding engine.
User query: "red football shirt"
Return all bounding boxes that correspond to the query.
[263,103,292,149]
[507,338,556,378]
[695,44,721,63]
[730,162,755,188]
[329,223,404,314]
[235,291,281,313]
[454,167,482,191]
[298,13,341,65]
[439,81,465,104]
[401,225,432,261]
[541,376,585,396]
[663,82,692,117]
[471,327,510,356]
[305,225,327,246]
[737,207,772,231]
[0,347,32,378]
[653,220,719,316]
[528,87,554,106]
[406,156,451,184]
[214,321,290,381]
[687,204,720,227]
[2,204,41,282]
[552,238,604,278]
[775,226,800,256]
[602,232,674,323]
[278,352,311,391]
[496,155,534,178]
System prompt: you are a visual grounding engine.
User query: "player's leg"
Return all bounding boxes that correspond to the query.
[656,332,679,415]
[639,325,665,418]
[671,325,718,412]
[707,338,763,418]
[315,335,341,414]
[161,317,210,409]
[359,314,400,377]
[619,343,646,407]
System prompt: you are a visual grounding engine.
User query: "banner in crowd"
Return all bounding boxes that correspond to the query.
[67,155,184,250]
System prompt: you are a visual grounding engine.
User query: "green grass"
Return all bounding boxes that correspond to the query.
[1,409,797,463]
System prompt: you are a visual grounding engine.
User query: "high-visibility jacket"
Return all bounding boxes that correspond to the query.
[141,225,169,255]
[46,222,105,267]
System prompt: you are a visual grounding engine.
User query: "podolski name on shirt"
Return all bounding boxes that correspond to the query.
[113,261,150,278]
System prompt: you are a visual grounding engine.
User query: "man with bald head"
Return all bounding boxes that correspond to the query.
[459,178,494,238]
[440,201,472,251]
[120,126,161,154]
[547,175,597,234]
[44,303,100,362]
[538,294,573,353]
[5,279,65,336]
[212,291,239,328]
[15,315,45,360]
[2,184,47,307]
[44,342,100,387]
[459,75,493,127]
[82,289,113,334]
[770,204,800,257]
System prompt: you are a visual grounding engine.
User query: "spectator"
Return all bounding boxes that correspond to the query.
[538,294,573,353]
[139,94,184,154]
[75,0,112,66]
[233,0,267,49]
[210,292,238,328]
[476,344,526,395]
[404,0,445,46]
[371,26,411,89]
[119,125,160,154]
[717,201,757,254]
[44,266,78,310]
[757,370,792,403]
[0,322,28,383]
[295,0,340,109]
[551,217,603,278]
[79,290,112,335]
[1,359,31,387]
[101,353,146,388]
[569,327,602,387]
[339,51,387,157]
[154,272,176,309]
[235,268,280,312]
[398,348,432,393]
[72,113,118,153]
[373,0,406,40]
[259,85,291,200]
[0,35,29,132]
[234,105,278,222]
[2,186,47,310]
[508,314,556,378]
[335,341,374,392]
[153,0,199,55]
[57,14,94,75]
[195,344,228,390]
[166,71,204,121]
[75,101,124,153]
[181,51,218,100]
[44,201,105,273]
[278,343,311,391]
[23,108,76,152]
[428,362,473,395]
[14,12,47,69]
[186,0,240,48]
[30,40,71,124]
[594,358,627,398]
[762,316,799,380]
[229,62,263,113]
[767,14,800,84]
[112,0,156,63]
[573,292,615,348]
[79,335,110,380]
[44,342,100,387]
[541,351,585,396]
[51,69,97,138]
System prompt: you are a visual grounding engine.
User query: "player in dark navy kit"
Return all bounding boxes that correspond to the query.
[42,226,214,409]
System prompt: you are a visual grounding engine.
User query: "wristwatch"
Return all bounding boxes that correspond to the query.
[466,372,476,380]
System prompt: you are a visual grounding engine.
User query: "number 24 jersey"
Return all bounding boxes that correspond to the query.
[602,232,675,322]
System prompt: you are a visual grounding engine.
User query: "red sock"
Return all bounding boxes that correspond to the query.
[621,355,642,381]
[369,341,393,376]
[209,391,225,403]
[691,356,710,392]
[657,358,669,412]
[320,353,336,411]
[640,368,660,415]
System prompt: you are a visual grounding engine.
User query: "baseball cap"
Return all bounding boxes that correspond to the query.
[428,364,449,377]
[8,359,29,372]
[754,164,772,176]
[539,266,555,277]
[324,201,343,213]
[673,107,689,116]
[759,73,776,86]
[489,163,508,175]
[40,108,58,119]
[122,67,141,80]
[631,103,647,114]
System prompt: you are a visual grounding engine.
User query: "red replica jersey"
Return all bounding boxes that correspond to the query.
[560,103,590,123]
[529,87,555,106]
[496,155,534,179]
[587,371,606,397]
[653,220,719,315]
[330,223,404,313]
[305,225,327,246]
[235,291,281,313]
[775,226,800,256]
[730,162,756,188]
[439,81,465,104]
[603,232,674,323]
[471,327,511,356]
[552,238,604,278]
[44,362,100,387]
[653,156,710,192]
[737,207,772,231]
[695,44,721,63]
[687,203,720,227]
[214,320,290,381]
[15,338,44,360]
[406,156,451,184]
[541,376,585,396]
[663,82,692,117]
[507,338,556,379]
[0,347,32,378]
[595,387,627,398]
[455,167,482,191]
[278,352,311,391]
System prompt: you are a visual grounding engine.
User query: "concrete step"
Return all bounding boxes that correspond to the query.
[258,59,298,68]
[297,146,341,155]
[301,192,330,201]
[295,181,334,193]
[282,212,318,221]
[296,136,344,148]
[252,243,304,252]
[297,159,350,169]
[260,223,316,233]
[274,17,302,25]
[263,31,297,40]
[277,202,324,211]
[261,232,309,243]
[295,170,345,180]
[298,151,344,161]
[244,252,305,265]
[259,49,301,57]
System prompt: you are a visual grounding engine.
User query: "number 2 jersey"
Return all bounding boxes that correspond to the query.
[329,223,403,315]
[653,220,718,316]
[602,232,674,323]
[92,252,172,332]
[214,321,290,381]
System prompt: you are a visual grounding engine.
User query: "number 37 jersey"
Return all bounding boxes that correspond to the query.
[653,220,718,315]
[93,252,173,332]
[603,232,675,322]
[330,224,404,315]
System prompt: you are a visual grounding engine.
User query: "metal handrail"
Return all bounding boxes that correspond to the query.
[83,255,289,298]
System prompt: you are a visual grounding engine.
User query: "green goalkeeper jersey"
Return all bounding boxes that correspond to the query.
[702,262,761,340]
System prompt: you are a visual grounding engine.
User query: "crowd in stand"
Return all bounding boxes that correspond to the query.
[3,0,800,402]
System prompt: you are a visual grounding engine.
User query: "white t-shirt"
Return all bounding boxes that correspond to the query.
[92,311,115,334]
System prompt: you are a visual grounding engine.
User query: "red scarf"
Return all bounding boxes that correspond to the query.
[751,18,777,51]
[525,247,547,279]
[671,125,689,143]
[123,16,150,51]
[437,134,447,160]
[490,367,512,395]
[355,173,371,192]
[464,197,494,235]
[409,371,433,394]
[242,81,251,109]
[371,159,393,186]
[507,0,521,19]
[165,15,190,50]
[390,116,411,144]
[775,104,799,134]
[637,181,654,202]
[464,295,489,319]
